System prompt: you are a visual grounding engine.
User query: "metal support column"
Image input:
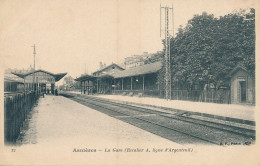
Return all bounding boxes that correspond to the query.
[81,81,82,94]
[24,78,26,93]
[84,81,86,94]
[131,77,133,90]
[165,7,171,100]
[122,79,124,90]
[160,5,173,100]
[87,80,90,95]
[97,78,99,93]
[143,76,145,91]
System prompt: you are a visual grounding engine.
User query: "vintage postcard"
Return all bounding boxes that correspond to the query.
[0,0,259,165]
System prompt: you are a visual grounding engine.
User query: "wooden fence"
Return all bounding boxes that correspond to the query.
[171,89,231,104]
[4,91,40,143]
[112,90,160,97]
[112,89,231,104]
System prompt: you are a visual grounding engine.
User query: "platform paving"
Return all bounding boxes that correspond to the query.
[96,94,255,122]
[17,95,181,147]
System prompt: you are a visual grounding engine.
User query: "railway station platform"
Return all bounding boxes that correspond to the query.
[17,95,181,147]
[96,94,255,123]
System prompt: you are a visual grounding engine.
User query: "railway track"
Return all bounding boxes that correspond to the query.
[61,93,255,146]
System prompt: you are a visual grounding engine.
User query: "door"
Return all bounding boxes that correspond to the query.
[240,81,246,103]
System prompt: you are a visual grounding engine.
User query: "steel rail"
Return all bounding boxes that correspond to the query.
[67,94,220,145]
[62,93,254,145]
[76,95,255,140]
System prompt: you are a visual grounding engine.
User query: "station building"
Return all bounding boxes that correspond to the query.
[11,69,67,93]
[75,61,255,105]
[111,61,162,96]
[75,61,163,96]
[93,63,125,94]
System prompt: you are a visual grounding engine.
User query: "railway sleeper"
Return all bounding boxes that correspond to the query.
[160,114,255,139]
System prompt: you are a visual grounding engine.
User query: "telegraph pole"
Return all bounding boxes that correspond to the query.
[32,44,36,91]
[160,3,174,100]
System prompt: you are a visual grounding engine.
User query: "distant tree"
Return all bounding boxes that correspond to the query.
[63,76,75,90]
[144,51,163,64]
[64,76,74,85]
[159,9,255,90]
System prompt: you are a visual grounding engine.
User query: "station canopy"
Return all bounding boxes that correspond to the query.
[74,74,97,82]
[74,61,163,82]
[12,69,67,82]
[111,61,162,78]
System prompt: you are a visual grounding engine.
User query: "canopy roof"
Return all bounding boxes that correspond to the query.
[74,74,97,81]
[112,61,162,78]
[75,61,163,81]
[12,69,67,82]
[99,74,114,79]
[92,63,124,75]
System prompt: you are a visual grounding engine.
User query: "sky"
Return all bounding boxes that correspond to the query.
[0,0,256,80]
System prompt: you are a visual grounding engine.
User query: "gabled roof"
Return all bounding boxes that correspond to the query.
[92,63,124,74]
[228,64,249,77]
[11,69,67,82]
[112,61,162,78]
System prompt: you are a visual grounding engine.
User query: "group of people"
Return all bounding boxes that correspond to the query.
[46,89,58,96]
